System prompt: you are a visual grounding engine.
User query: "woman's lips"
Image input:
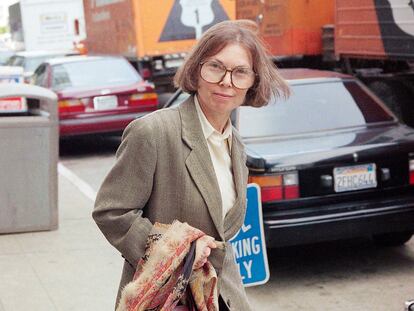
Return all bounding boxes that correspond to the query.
[213,92,233,99]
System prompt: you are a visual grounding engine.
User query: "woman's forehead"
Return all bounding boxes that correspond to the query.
[206,43,252,68]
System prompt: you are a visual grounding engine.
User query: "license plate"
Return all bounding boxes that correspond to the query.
[93,95,117,110]
[0,97,27,113]
[334,163,377,192]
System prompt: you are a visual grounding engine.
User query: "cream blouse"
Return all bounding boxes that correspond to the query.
[194,95,236,219]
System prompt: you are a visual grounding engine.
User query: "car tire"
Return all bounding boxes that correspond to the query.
[373,231,413,247]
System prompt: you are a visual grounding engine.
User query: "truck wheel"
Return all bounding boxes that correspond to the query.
[372,231,413,247]
[367,80,404,121]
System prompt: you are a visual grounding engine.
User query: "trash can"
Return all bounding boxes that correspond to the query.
[0,83,58,233]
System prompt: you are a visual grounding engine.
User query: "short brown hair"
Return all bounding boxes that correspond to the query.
[174,20,290,107]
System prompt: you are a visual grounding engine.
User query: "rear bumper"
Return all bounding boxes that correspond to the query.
[264,194,414,247]
[59,111,148,137]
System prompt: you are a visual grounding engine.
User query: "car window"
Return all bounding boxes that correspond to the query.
[25,56,65,72]
[0,52,14,65]
[5,55,24,67]
[238,81,394,138]
[166,92,190,108]
[32,64,47,87]
[51,58,142,90]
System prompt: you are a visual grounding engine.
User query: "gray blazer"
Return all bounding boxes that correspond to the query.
[93,96,252,310]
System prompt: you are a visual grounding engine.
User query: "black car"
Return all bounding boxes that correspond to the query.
[164,68,414,247]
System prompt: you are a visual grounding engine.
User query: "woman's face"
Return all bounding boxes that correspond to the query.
[197,43,253,118]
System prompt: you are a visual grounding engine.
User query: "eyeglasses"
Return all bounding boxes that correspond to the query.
[200,60,256,90]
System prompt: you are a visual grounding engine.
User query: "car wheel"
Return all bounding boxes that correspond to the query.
[373,231,413,247]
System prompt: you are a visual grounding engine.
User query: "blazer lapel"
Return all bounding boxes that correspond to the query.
[223,132,247,241]
[179,97,225,239]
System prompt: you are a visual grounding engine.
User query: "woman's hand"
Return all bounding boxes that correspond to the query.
[193,235,217,270]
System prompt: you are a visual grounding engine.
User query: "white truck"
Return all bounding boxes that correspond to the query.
[9,0,86,51]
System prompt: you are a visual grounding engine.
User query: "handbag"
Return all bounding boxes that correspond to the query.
[173,241,197,311]
[117,221,218,311]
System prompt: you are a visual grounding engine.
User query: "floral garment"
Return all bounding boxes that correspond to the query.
[116,221,219,311]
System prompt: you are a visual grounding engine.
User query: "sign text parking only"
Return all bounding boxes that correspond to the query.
[229,183,269,286]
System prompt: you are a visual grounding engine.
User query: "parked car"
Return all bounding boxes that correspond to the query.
[164,68,414,248]
[31,55,158,137]
[0,66,26,115]
[0,39,14,65]
[5,50,79,82]
[0,50,14,65]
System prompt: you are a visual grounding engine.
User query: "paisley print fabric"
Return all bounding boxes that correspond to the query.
[116,221,219,311]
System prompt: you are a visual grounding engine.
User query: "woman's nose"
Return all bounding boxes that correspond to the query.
[219,70,232,87]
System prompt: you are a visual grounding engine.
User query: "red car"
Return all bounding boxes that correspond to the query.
[31,55,158,137]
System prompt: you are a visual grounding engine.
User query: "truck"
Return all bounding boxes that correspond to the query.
[8,0,86,52]
[237,0,414,126]
[82,0,235,92]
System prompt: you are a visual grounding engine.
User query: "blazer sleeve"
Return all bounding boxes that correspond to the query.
[92,117,156,268]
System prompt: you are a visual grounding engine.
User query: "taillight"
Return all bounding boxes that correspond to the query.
[58,99,85,113]
[129,93,158,106]
[283,173,299,199]
[249,175,283,201]
[249,171,300,202]
[409,159,414,185]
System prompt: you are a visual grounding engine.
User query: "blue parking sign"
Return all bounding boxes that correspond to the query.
[229,183,269,286]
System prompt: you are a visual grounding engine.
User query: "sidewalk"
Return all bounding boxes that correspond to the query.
[0,174,123,311]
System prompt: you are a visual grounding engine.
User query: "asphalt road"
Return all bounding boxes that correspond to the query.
[59,136,414,311]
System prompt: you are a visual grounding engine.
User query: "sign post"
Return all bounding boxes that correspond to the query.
[229,183,269,286]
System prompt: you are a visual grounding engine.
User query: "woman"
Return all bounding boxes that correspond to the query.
[93,19,289,310]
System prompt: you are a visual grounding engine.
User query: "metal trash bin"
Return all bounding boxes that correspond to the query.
[0,83,58,233]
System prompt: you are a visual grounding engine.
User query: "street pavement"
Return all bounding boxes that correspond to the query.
[1,152,414,310]
[0,174,122,311]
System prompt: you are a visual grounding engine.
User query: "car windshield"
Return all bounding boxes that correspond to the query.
[5,55,23,67]
[238,81,394,138]
[51,58,142,90]
[166,92,190,108]
[25,56,63,72]
[5,55,60,72]
[0,51,14,65]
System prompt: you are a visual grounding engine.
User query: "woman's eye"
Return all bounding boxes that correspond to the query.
[209,62,222,69]
[234,68,250,75]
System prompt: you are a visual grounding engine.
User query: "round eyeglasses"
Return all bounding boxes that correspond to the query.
[200,60,256,90]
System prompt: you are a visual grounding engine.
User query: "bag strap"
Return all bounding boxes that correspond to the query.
[181,241,197,311]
